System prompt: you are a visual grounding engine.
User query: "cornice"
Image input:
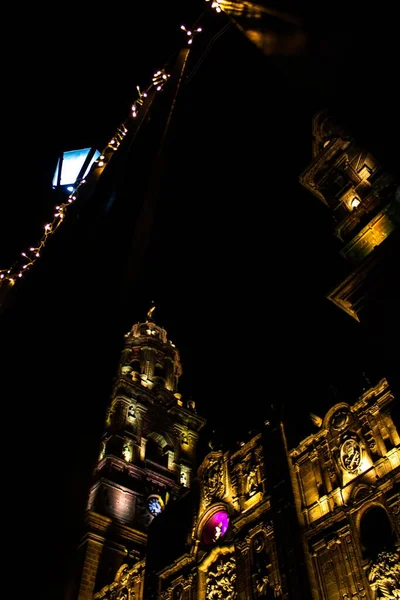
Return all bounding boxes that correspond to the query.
[84,510,148,544]
[158,553,194,581]
[231,498,271,532]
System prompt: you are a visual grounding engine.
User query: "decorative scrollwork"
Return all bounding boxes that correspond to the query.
[340,438,361,473]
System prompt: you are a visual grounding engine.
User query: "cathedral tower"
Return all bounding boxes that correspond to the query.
[299,110,400,400]
[74,307,205,600]
[299,109,399,325]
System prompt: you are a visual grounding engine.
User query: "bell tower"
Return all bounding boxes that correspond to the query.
[73,306,206,600]
[299,109,399,324]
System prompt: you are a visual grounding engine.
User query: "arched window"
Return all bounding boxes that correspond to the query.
[145,432,169,468]
[131,360,140,373]
[154,363,164,378]
[360,506,396,558]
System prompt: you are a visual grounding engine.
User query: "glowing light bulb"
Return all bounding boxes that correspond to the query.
[351,197,361,210]
[98,161,104,167]
[67,186,74,192]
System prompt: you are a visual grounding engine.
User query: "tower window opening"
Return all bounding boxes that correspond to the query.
[154,363,165,378]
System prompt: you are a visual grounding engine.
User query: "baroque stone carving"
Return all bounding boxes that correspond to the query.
[206,557,237,600]
[331,408,349,431]
[367,549,400,599]
[203,459,224,505]
[340,438,361,473]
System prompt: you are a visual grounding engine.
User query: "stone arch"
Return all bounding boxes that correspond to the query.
[146,430,170,449]
[350,483,371,504]
[115,563,129,582]
[144,430,173,467]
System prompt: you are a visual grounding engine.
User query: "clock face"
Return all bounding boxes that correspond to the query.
[201,510,229,545]
[147,495,164,516]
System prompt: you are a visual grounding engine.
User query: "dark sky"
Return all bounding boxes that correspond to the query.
[0,3,398,599]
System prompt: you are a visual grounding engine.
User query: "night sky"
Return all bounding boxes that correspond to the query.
[0,3,399,599]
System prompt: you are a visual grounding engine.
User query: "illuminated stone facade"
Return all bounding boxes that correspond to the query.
[299,110,399,323]
[74,310,205,600]
[290,378,400,599]
[89,377,399,600]
[71,108,400,600]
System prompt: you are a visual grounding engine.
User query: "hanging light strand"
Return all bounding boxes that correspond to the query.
[0,15,209,289]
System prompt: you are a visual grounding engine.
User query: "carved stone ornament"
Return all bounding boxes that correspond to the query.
[206,557,237,600]
[117,587,129,600]
[331,409,349,432]
[367,549,400,599]
[340,438,362,473]
[203,459,224,505]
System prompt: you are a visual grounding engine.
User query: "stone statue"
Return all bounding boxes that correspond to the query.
[367,549,400,599]
[255,573,271,596]
[99,442,106,462]
[247,466,258,496]
[122,442,133,463]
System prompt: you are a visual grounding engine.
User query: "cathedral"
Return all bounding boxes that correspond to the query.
[69,105,400,600]
[0,4,398,600]
[72,307,399,600]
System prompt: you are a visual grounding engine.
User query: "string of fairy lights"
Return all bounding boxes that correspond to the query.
[0,0,225,291]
